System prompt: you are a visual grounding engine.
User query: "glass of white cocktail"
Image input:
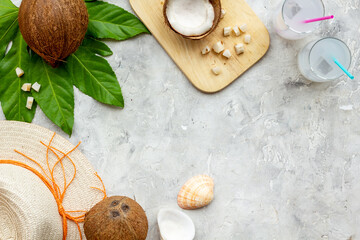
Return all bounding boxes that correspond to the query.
[273,0,325,40]
[297,37,353,82]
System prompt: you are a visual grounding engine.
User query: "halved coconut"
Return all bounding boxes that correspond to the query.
[163,0,221,40]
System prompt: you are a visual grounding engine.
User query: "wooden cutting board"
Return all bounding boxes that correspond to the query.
[129,0,270,93]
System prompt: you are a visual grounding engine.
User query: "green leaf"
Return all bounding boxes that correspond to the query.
[30,54,74,135]
[0,0,19,59]
[0,31,36,122]
[85,0,96,1]
[86,1,149,40]
[81,37,113,57]
[67,46,124,107]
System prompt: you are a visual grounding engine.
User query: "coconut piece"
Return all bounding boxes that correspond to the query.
[220,8,226,19]
[211,66,221,75]
[26,97,34,110]
[84,196,148,240]
[32,82,41,92]
[201,46,211,55]
[18,0,88,67]
[239,23,247,32]
[235,43,245,55]
[222,49,231,59]
[233,25,241,36]
[16,67,24,77]
[212,41,224,53]
[164,0,221,40]
[21,83,31,92]
[223,27,231,37]
[244,34,251,44]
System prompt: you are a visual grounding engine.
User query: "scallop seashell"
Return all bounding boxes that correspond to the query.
[157,208,195,240]
[177,175,214,210]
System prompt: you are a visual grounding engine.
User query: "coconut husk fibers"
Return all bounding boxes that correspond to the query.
[18,0,88,68]
[84,196,148,240]
[163,0,221,40]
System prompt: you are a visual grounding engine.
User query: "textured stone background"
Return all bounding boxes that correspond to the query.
[3,0,360,239]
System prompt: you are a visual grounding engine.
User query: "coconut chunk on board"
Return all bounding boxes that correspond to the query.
[212,41,225,53]
[244,34,251,44]
[211,66,221,75]
[201,46,211,55]
[235,43,245,54]
[222,49,232,59]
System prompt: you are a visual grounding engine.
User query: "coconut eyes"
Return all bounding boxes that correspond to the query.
[110,200,120,207]
[121,204,130,213]
[108,201,130,218]
[111,210,120,218]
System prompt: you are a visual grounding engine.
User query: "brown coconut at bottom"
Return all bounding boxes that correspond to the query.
[18,0,88,68]
[84,196,148,240]
[163,0,221,40]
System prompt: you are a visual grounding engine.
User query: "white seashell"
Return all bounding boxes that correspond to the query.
[158,208,195,240]
[177,175,214,210]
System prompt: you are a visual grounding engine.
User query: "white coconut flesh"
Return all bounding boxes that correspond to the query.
[166,0,215,36]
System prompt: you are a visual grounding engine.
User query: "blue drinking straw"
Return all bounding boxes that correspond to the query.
[333,58,354,79]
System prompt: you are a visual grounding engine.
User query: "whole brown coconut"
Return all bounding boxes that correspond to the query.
[18,0,88,67]
[84,196,148,240]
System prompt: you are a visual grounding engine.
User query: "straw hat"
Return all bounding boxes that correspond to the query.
[0,121,105,239]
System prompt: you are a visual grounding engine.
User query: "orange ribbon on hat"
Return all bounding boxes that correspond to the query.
[0,133,106,240]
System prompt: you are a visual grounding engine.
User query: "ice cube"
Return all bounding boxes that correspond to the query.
[316,57,333,75]
[284,1,302,19]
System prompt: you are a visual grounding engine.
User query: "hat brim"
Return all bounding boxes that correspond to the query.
[0,121,105,239]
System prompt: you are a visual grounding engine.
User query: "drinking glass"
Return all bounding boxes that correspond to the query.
[273,0,325,40]
[297,37,352,82]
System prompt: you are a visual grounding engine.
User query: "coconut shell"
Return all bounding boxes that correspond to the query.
[84,196,148,240]
[18,0,88,68]
[163,0,221,40]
